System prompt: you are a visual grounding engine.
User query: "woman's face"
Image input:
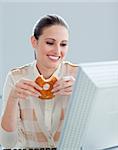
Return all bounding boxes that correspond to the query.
[31,25,69,70]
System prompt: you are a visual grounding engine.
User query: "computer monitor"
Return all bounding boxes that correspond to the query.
[58,61,118,150]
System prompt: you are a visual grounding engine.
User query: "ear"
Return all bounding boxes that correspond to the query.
[31,36,38,48]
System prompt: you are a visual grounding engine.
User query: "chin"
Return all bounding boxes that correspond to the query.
[47,62,60,69]
[48,64,58,69]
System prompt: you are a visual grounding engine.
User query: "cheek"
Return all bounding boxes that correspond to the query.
[36,46,46,56]
[40,45,50,54]
[61,49,68,58]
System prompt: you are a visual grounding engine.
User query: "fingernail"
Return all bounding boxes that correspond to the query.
[53,93,56,96]
[71,76,75,81]
[36,85,42,90]
[35,93,41,97]
[63,76,71,81]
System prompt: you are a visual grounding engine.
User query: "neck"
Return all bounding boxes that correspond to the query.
[36,63,57,79]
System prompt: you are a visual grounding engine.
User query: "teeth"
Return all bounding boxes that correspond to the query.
[48,55,59,60]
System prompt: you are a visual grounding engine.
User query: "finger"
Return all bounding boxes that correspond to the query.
[16,87,41,97]
[16,82,38,94]
[20,79,42,90]
[52,84,62,92]
[52,80,74,92]
[63,76,75,82]
[62,80,74,88]
[53,90,72,96]
[53,86,73,94]
[63,86,73,92]
[53,80,61,88]
[53,76,75,88]
[53,79,70,89]
[16,82,40,95]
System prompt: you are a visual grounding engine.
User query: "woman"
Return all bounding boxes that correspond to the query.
[0,14,78,149]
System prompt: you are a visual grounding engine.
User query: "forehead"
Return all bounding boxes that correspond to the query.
[41,25,69,40]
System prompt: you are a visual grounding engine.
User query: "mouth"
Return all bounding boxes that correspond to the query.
[47,55,61,62]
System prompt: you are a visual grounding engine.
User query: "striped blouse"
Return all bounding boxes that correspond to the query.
[0,61,78,149]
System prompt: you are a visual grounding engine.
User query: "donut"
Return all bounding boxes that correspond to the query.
[35,75,57,100]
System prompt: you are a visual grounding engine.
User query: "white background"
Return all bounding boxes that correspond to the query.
[0,1,118,96]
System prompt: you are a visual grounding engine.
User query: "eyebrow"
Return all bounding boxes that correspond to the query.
[45,38,68,42]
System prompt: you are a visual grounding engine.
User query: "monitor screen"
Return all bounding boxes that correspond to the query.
[58,61,118,150]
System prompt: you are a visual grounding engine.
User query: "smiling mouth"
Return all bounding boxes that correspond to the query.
[47,55,61,61]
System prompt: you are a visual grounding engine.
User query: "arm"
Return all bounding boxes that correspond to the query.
[0,71,41,148]
[0,72,18,148]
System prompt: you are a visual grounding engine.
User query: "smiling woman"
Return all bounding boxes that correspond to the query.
[0,14,78,149]
[31,24,69,78]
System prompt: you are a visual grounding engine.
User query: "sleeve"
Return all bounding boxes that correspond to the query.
[0,71,18,148]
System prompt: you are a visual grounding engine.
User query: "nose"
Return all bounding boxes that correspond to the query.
[53,44,61,55]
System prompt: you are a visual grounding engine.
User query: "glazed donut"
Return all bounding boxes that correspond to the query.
[35,75,57,100]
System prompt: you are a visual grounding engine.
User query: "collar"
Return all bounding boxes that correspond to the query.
[32,60,63,80]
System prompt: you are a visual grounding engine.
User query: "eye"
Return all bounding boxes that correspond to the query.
[60,43,67,47]
[46,41,54,45]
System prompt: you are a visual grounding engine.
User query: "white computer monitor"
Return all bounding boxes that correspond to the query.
[58,61,118,150]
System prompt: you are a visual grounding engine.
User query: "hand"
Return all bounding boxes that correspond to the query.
[52,76,75,96]
[9,78,42,100]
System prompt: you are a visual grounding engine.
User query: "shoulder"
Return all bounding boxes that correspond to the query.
[10,62,34,77]
[63,61,79,68]
[62,61,79,77]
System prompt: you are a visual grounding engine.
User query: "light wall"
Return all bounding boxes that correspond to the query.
[0,1,118,96]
